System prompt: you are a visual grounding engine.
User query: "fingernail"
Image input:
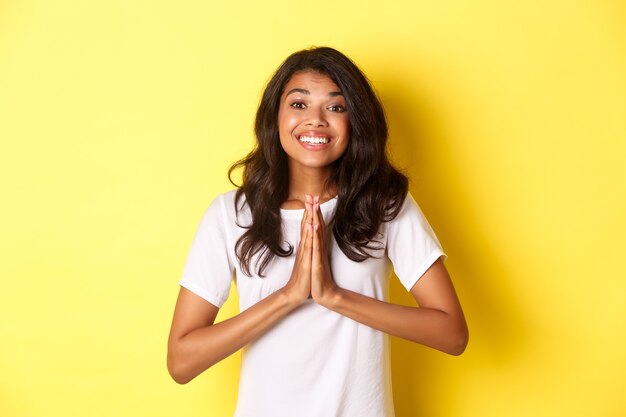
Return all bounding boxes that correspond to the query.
[305,194,312,203]
[314,195,319,204]
[314,225,318,231]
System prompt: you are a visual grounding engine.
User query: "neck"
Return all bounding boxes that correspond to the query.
[287,164,336,202]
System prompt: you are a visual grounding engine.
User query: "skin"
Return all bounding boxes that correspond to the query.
[278,71,350,206]
[167,71,468,385]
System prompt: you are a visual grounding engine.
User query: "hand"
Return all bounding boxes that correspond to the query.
[282,197,313,305]
[309,195,339,307]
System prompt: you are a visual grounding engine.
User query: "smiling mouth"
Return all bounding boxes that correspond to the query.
[298,135,330,144]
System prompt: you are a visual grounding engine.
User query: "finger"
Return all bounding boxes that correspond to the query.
[316,197,325,227]
[297,205,313,262]
[299,195,315,257]
[297,222,307,257]
[295,219,311,266]
[305,194,314,227]
[312,195,320,229]
[302,221,313,273]
[300,195,310,235]
[312,195,326,244]
[312,217,321,269]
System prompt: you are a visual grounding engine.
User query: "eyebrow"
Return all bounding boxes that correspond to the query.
[285,88,344,97]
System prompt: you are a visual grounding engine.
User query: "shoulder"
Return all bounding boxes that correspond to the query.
[206,189,251,226]
[388,192,419,223]
[208,189,247,210]
[212,189,238,209]
[197,190,239,226]
[384,192,435,235]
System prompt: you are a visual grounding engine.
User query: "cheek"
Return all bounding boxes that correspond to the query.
[278,109,298,133]
[339,119,350,152]
[337,116,350,137]
[277,113,294,151]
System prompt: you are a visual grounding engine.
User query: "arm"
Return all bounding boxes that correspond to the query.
[167,208,313,384]
[309,197,468,356]
[167,285,302,384]
[319,259,468,355]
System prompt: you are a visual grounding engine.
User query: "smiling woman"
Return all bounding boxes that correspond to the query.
[167,46,468,417]
[278,71,350,173]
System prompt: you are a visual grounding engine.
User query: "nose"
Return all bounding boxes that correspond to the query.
[306,107,328,127]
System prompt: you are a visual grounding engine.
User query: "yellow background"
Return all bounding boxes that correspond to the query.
[1,1,625,416]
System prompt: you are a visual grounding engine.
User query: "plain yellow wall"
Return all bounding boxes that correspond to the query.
[1,1,625,416]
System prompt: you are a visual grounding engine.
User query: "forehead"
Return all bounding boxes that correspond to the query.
[282,71,341,94]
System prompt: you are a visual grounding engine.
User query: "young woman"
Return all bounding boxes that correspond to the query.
[167,46,468,417]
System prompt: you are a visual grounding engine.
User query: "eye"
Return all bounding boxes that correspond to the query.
[290,101,306,109]
[327,104,346,113]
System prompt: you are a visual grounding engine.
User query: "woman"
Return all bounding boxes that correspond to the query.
[167,46,468,417]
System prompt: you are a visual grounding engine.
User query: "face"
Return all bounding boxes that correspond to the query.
[277,71,350,172]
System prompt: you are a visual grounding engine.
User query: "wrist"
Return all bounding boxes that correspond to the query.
[278,285,307,309]
[318,285,343,310]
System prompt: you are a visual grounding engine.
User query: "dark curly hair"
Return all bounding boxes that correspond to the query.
[229,46,408,276]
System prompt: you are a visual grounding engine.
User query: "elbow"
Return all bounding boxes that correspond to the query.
[447,335,468,356]
[167,351,194,385]
[446,325,469,356]
[169,370,192,385]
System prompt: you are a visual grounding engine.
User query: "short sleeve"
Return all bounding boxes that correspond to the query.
[386,193,447,291]
[178,194,234,308]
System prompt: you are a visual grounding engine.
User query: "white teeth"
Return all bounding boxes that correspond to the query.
[298,135,330,144]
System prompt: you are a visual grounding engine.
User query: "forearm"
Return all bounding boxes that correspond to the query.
[324,288,468,355]
[168,288,299,384]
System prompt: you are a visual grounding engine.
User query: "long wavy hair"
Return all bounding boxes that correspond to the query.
[228,46,408,276]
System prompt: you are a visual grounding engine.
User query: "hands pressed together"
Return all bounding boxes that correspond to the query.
[284,194,340,308]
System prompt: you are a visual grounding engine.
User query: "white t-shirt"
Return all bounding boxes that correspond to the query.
[179,190,446,417]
